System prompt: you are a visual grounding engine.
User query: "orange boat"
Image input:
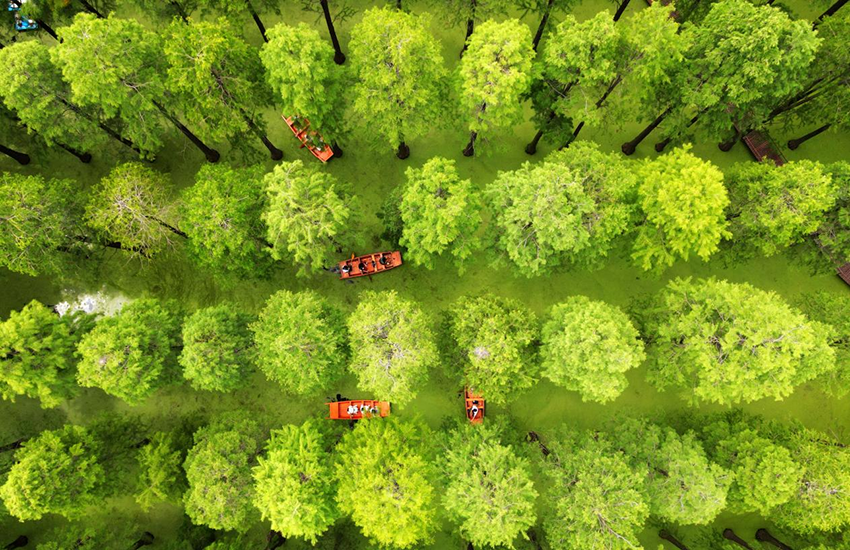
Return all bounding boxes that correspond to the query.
[284,115,334,163]
[327,400,391,420]
[339,251,402,280]
[465,387,484,424]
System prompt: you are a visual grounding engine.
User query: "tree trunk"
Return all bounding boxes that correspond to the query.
[242,112,282,159]
[245,0,268,42]
[526,431,551,456]
[264,531,286,550]
[98,123,143,155]
[150,216,188,239]
[466,543,473,550]
[561,120,585,149]
[169,0,189,22]
[152,102,220,163]
[0,438,25,454]
[755,529,793,550]
[460,0,476,57]
[526,529,543,550]
[56,141,92,163]
[658,530,689,550]
[525,129,544,155]
[396,0,401,8]
[37,20,59,41]
[532,0,555,52]
[3,536,27,550]
[396,141,410,159]
[78,0,104,17]
[788,123,830,150]
[817,0,848,22]
[129,532,154,550]
[718,125,740,152]
[331,142,343,158]
[722,529,753,549]
[655,112,701,152]
[0,143,30,165]
[321,0,345,65]
[613,0,632,21]
[622,108,671,155]
[462,132,477,156]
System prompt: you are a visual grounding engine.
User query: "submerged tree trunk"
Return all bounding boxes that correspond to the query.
[264,531,286,550]
[321,0,346,64]
[718,125,740,152]
[532,0,555,51]
[97,123,142,155]
[169,0,189,22]
[658,530,689,550]
[396,0,401,8]
[241,110,283,159]
[0,438,26,454]
[722,529,753,549]
[37,20,59,41]
[525,129,544,155]
[245,0,268,42]
[460,0,476,57]
[130,532,154,550]
[755,529,793,550]
[622,107,671,155]
[396,141,410,159]
[3,536,28,550]
[78,0,104,17]
[152,102,220,163]
[788,123,830,150]
[526,431,551,456]
[331,142,343,158]
[462,131,477,157]
[56,141,92,163]
[655,112,701,152]
[560,121,585,149]
[0,143,30,165]
[817,0,848,22]
[613,0,632,21]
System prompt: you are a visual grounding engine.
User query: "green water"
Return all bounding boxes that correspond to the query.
[1,0,849,547]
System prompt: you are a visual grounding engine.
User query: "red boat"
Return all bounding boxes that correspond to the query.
[284,115,334,163]
[327,400,391,420]
[465,387,484,424]
[339,251,402,280]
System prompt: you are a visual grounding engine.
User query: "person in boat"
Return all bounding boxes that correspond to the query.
[469,404,480,419]
[378,254,388,266]
[346,404,359,415]
[341,264,352,274]
[357,261,367,272]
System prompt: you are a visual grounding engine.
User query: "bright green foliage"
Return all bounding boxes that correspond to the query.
[795,291,850,397]
[457,19,534,151]
[347,291,436,406]
[336,417,438,548]
[180,304,255,393]
[36,520,150,550]
[85,163,181,258]
[261,23,347,144]
[184,414,263,531]
[252,290,346,396]
[399,157,481,272]
[485,143,636,277]
[135,431,185,511]
[441,421,537,548]
[805,162,850,271]
[262,161,359,277]
[164,19,272,156]
[0,300,94,408]
[427,0,512,32]
[446,294,538,405]
[0,173,83,277]
[180,164,273,280]
[611,416,730,525]
[644,277,836,406]
[539,429,648,550]
[0,425,103,521]
[53,14,169,158]
[76,298,182,405]
[728,161,837,257]
[700,413,801,515]
[349,8,447,151]
[541,296,645,404]
[0,41,106,153]
[253,419,340,543]
[632,146,730,273]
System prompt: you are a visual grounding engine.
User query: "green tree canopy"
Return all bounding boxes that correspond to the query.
[399,157,481,273]
[0,425,103,521]
[446,294,538,405]
[541,296,645,403]
[179,304,255,393]
[180,164,273,280]
[795,291,850,397]
[252,290,347,396]
[262,161,359,277]
[335,417,438,548]
[807,162,850,272]
[253,419,340,543]
[76,298,182,405]
[632,146,730,273]
[347,291,436,406]
[643,277,836,406]
[135,431,186,511]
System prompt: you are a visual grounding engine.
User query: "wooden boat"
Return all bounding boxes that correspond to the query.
[283,115,334,163]
[327,400,390,420]
[465,387,484,424]
[741,129,787,166]
[339,251,402,280]
[838,263,850,287]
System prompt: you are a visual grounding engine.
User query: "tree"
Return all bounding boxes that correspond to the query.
[253,419,340,543]
[540,296,645,403]
[727,161,837,257]
[537,428,648,549]
[795,291,850,397]
[180,164,274,280]
[125,0,196,23]
[643,277,836,406]
[335,417,438,548]
[252,290,347,396]
[610,416,731,524]
[398,157,481,273]
[54,14,219,162]
[262,161,359,277]
[163,19,282,160]
[0,300,95,408]
[632,146,730,273]
[518,0,579,51]
[349,8,447,158]
[184,413,264,531]
[135,431,185,511]
[76,298,183,405]
[457,19,533,157]
[179,304,254,393]
[446,294,538,405]
[85,163,186,258]
[261,22,347,151]
[198,0,279,43]
[426,0,512,56]
[298,0,352,64]
[441,421,537,547]
[804,162,850,272]
[347,291,436,406]
[35,521,154,550]
[484,143,637,276]
[0,425,103,520]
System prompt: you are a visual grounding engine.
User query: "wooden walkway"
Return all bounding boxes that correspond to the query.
[839,264,850,286]
[741,129,787,166]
